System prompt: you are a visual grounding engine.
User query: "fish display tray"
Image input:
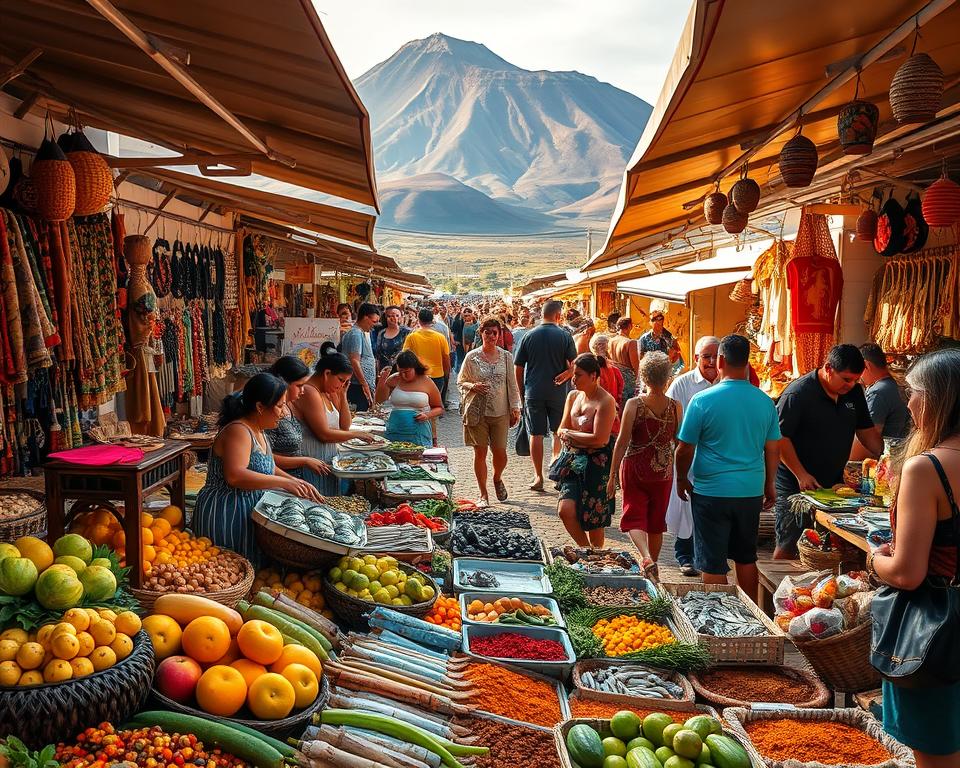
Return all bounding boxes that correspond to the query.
[462,623,576,679]
[659,582,786,665]
[452,558,553,596]
[331,452,398,479]
[338,436,390,452]
[459,591,566,629]
[381,479,449,500]
[572,659,697,712]
[252,492,367,556]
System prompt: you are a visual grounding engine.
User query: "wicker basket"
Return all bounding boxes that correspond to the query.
[688,664,831,709]
[722,202,748,234]
[729,277,757,304]
[757,506,775,544]
[132,554,254,612]
[572,659,697,712]
[253,514,344,571]
[890,52,944,125]
[791,620,880,693]
[731,177,761,213]
[322,560,439,630]
[797,538,842,571]
[660,582,786,665]
[67,143,113,216]
[0,489,47,540]
[723,706,913,768]
[151,672,328,739]
[31,139,76,222]
[779,132,818,188]
[704,190,727,224]
[555,718,762,768]
[0,630,154,748]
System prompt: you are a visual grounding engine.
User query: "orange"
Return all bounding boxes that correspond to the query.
[90,646,117,671]
[43,659,73,683]
[88,524,113,546]
[247,672,295,720]
[140,512,155,527]
[143,545,156,563]
[69,657,94,678]
[15,642,44,670]
[0,628,27,645]
[230,658,267,688]
[141,527,154,546]
[51,633,80,660]
[236,620,284,666]
[18,670,43,686]
[151,518,172,540]
[142,615,182,660]
[63,608,91,632]
[98,609,118,622]
[52,622,77,638]
[279,663,318,708]
[0,640,18,662]
[196,665,247,717]
[181,617,231,664]
[110,633,134,660]
[75,631,95,657]
[91,509,114,527]
[114,611,142,636]
[158,506,182,528]
[211,637,242,667]
[84,608,101,626]
[0,660,21,686]
[269,644,322,679]
[89,621,116,647]
[112,529,126,551]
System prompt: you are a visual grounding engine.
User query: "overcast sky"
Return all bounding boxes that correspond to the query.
[313,1,691,102]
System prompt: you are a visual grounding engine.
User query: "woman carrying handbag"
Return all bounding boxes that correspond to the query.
[458,315,521,507]
[870,349,960,768]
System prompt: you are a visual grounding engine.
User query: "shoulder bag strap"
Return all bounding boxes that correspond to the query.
[924,452,960,583]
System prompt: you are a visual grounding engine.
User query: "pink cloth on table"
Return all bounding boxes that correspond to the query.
[47,445,144,465]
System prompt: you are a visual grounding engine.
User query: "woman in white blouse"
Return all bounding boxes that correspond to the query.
[458,315,521,507]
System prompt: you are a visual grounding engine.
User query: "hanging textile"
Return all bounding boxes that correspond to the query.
[233,228,251,365]
[787,213,842,373]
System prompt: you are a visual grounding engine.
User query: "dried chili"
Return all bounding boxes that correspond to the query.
[463,663,562,726]
[744,719,891,765]
[455,716,561,768]
[568,695,685,723]
[697,668,816,704]
[470,632,566,661]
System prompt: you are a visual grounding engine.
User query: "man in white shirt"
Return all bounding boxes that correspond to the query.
[665,336,720,577]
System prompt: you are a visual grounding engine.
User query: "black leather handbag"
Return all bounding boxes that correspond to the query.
[871,453,960,688]
[514,412,530,457]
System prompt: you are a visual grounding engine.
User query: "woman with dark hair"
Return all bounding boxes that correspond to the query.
[193,373,322,563]
[266,355,333,481]
[375,350,443,447]
[292,342,376,495]
[458,315,521,506]
[374,305,411,373]
[871,349,960,767]
[551,353,618,546]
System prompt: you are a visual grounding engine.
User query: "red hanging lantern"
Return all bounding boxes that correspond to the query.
[856,209,878,241]
[922,169,960,227]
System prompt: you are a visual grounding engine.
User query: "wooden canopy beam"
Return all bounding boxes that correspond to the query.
[0,48,43,90]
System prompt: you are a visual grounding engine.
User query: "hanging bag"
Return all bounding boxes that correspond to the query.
[871,453,960,688]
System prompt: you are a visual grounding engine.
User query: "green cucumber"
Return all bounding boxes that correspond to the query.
[202,720,296,759]
[704,735,751,768]
[130,711,283,768]
[566,723,605,768]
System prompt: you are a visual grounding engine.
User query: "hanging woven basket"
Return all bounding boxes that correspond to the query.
[731,176,761,213]
[704,189,727,225]
[890,53,944,125]
[855,208,878,241]
[779,132,819,188]
[63,131,113,216]
[31,138,76,221]
[721,202,748,234]
[922,172,960,227]
[729,277,757,304]
[837,99,880,155]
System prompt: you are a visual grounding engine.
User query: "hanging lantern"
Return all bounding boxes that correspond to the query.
[704,186,727,224]
[31,138,75,221]
[838,71,879,155]
[721,202,748,234]
[731,174,761,213]
[62,131,113,216]
[856,208,878,241]
[922,170,960,227]
[890,52,944,125]
[779,130,819,188]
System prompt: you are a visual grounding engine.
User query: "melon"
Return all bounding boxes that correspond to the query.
[35,566,84,609]
[52,534,93,564]
[79,565,117,601]
[0,556,38,596]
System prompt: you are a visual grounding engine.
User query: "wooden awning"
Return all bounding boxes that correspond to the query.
[587,0,960,271]
[0,0,378,208]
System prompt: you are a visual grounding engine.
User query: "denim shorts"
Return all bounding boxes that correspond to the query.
[691,492,762,574]
[525,398,564,436]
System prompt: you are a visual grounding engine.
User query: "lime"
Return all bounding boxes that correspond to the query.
[672,730,703,760]
[603,757,628,768]
[610,710,641,741]
[601,737,627,758]
[642,713,674,747]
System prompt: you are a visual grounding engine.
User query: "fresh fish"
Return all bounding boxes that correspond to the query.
[581,664,684,698]
[679,591,768,637]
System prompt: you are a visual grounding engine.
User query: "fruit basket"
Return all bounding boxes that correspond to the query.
[0,489,46,540]
[131,553,254,612]
[0,630,155,748]
[322,559,438,630]
[151,670,329,739]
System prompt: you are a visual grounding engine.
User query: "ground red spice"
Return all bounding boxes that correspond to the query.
[568,695,687,723]
[697,668,817,704]
[463,663,563,727]
[470,632,567,660]
[744,719,891,765]
[455,716,561,768]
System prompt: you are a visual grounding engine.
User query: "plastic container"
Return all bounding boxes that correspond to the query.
[462,623,576,679]
[459,591,566,628]
[452,558,552,595]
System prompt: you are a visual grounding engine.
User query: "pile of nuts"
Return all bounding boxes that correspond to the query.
[323,495,369,516]
[584,586,652,606]
[141,551,247,593]
[0,492,42,519]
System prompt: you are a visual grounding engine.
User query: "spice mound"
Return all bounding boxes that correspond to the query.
[585,585,651,605]
[469,631,567,660]
[455,716,560,768]
[463,663,562,727]
[744,718,891,765]
[696,667,817,704]
[592,615,675,656]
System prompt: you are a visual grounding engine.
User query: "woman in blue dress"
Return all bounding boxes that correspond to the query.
[194,373,322,565]
[375,350,443,448]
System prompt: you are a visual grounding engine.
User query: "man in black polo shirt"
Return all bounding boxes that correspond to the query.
[773,344,884,559]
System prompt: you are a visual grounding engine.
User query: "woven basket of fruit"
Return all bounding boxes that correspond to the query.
[133,552,254,612]
[0,628,154,748]
[0,490,46,541]
[322,557,438,630]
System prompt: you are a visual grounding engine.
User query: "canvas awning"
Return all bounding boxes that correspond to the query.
[124,168,376,248]
[617,268,750,304]
[0,0,378,208]
[587,0,960,271]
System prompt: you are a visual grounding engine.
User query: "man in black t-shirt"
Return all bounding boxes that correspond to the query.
[773,345,884,558]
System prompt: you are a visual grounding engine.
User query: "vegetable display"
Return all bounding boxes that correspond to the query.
[453,510,531,529]
[742,718,891,765]
[251,568,327,614]
[465,597,556,626]
[468,631,567,661]
[328,555,436,606]
[458,662,563,727]
[384,441,426,454]
[424,595,462,631]
[591,616,675,657]
[452,522,542,561]
[567,696,688,722]
[368,505,448,532]
[544,562,588,614]
[413,499,455,520]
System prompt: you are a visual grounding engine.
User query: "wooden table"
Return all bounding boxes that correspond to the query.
[814,509,870,553]
[44,440,189,588]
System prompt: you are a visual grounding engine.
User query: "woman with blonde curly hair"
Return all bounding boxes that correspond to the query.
[607,351,681,576]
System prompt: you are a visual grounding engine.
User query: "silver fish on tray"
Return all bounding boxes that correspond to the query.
[581,664,683,699]
[678,591,768,637]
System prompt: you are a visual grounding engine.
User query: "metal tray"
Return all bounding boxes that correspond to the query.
[459,592,566,629]
[452,535,548,565]
[251,508,366,555]
[462,623,576,679]
[452,558,553,596]
[381,479,449,498]
[331,452,397,479]
[338,437,390,452]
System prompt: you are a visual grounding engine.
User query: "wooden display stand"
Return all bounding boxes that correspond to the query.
[44,440,189,588]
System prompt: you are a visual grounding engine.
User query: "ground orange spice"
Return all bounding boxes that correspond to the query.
[568,695,686,723]
[744,719,891,765]
[463,663,563,727]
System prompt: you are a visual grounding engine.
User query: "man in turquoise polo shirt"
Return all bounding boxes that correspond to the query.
[675,334,781,599]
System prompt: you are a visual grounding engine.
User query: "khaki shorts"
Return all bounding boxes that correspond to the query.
[463,413,511,448]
